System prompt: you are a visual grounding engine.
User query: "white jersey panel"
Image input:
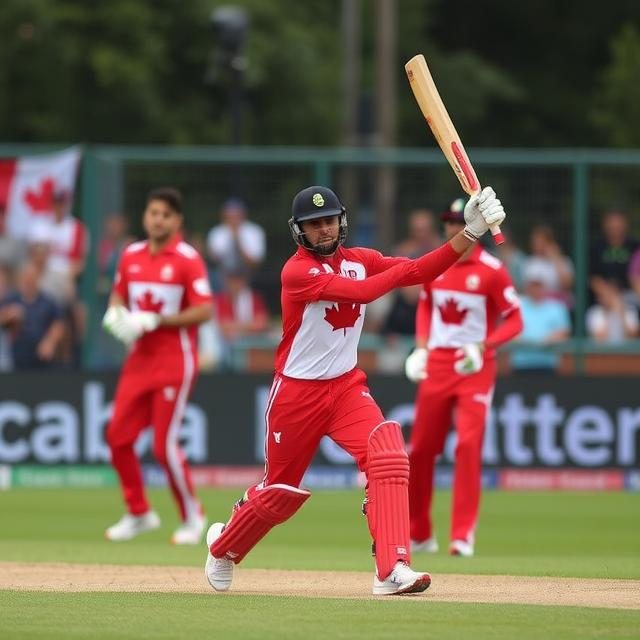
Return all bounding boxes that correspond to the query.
[282,258,367,379]
[428,289,488,349]
[128,282,184,315]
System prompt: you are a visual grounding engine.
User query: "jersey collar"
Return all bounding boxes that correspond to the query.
[147,233,183,256]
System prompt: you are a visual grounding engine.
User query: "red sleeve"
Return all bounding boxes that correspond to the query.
[484,267,523,349]
[353,248,411,275]
[69,221,88,261]
[415,287,432,344]
[112,252,129,303]
[252,292,267,317]
[283,243,460,304]
[184,255,214,307]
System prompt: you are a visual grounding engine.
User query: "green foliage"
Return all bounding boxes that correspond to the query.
[1,1,640,146]
[591,23,640,147]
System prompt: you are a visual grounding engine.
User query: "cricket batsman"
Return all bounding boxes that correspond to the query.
[102,187,213,544]
[405,198,523,557]
[204,185,506,594]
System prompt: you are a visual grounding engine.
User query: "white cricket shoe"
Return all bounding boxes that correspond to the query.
[411,537,439,553]
[205,522,234,591]
[171,512,207,545]
[373,561,431,596]
[449,539,474,557]
[105,511,161,541]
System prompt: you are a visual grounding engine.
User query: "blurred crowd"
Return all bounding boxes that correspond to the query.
[367,204,640,374]
[3,191,639,374]
[0,190,87,371]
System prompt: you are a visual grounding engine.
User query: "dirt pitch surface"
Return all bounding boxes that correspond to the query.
[1,562,639,609]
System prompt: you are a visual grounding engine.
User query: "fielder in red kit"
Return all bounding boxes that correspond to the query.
[204,185,507,595]
[102,188,213,545]
[405,199,523,557]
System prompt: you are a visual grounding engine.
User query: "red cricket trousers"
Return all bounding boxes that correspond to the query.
[255,368,385,489]
[408,354,496,544]
[106,350,200,521]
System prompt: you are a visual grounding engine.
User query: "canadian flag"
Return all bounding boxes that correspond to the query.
[0,147,81,239]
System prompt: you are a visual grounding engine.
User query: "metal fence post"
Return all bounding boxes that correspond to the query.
[80,149,100,369]
[572,162,589,374]
[314,161,331,187]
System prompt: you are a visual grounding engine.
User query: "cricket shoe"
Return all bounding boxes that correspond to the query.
[205,522,234,591]
[171,512,207,545]
[411,537,439,553]
[105,511,161,541]
[449,539,474,557]
[373,561,431,596]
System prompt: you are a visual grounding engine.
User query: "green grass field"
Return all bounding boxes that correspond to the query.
[1,487,639,639]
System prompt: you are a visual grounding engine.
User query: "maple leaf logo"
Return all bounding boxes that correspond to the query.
[324,303,361,335]
[24,177,57,213]
[438,297,468,325]
[135,290,164,313]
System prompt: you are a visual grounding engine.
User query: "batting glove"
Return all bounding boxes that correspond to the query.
[102,306,138,345]
[405,347,428,383]
[463,186,506,241]
[103,307,161,346]
[453,343,484,375]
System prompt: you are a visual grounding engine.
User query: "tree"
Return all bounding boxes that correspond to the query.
[591,23,640,147]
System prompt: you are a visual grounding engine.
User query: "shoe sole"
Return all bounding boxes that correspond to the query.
[373,573,432,596]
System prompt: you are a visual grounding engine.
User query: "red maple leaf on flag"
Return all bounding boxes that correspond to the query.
[438,297,468,324]
[24,177,56,213]
[135,290,164,313]
[324,303,361,335]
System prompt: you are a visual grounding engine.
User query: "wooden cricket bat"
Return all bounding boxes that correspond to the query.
[405,54,504,244]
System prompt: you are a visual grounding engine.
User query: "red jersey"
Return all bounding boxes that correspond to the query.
[275,243,459,380]
[417,244,520,361]
[113,235,212,359]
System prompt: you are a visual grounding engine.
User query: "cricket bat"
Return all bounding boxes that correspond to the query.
[405,54,504,244]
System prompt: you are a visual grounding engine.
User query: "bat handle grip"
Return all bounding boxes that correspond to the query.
[490,224,505,245]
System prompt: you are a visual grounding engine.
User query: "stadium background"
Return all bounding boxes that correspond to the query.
[1,2,639,638]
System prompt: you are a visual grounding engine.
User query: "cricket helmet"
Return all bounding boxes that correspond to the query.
[289,186,348,254]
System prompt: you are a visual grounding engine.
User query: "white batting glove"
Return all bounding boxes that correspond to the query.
[103,307,161,345]
[129,311,161,333]
[463,186,506,241]
[453,343,484,375]
[102,306,138,345]
[405,347,428,383]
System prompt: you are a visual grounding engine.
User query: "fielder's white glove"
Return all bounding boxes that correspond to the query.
[453,343,484,375]
[405,347,428,383]
[102,306,161,345]
[463,186,506,241]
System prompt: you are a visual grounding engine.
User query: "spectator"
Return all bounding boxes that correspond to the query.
[206,198,266,289]
[28,189,89,306]
[528,224,574,305]
[628,245,640,302]
[495,226,527,292]
[0,263,64,369]
[586,278,639,343]
[510,258,571,373]
[395,209,441,258]
[590,209,638,296]
[212,267,269,343]
[98,213,129,274]
[379,208,444,338]
[0,264,15,371]
[0,203,27,268]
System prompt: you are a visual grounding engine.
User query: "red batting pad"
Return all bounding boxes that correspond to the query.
[367,421,411,580]
[210,484,311,563]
